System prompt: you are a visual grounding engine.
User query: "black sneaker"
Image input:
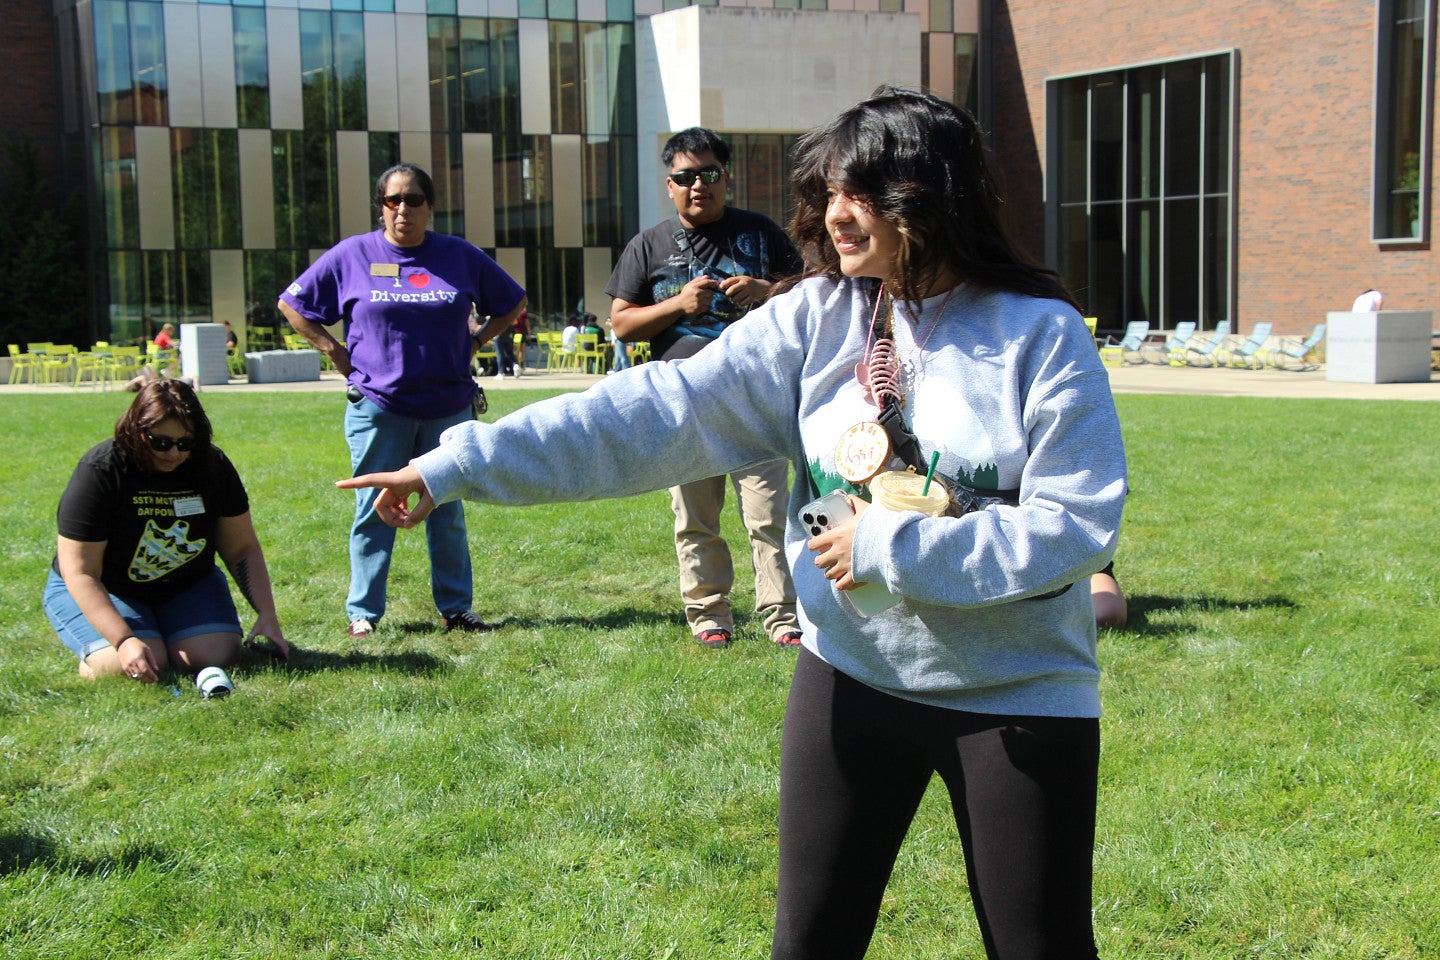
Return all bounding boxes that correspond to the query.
[443,610,494,633]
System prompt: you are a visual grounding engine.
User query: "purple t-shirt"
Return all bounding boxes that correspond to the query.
[281,230,525,419]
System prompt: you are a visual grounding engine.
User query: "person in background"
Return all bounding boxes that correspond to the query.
[606,126,802,649]
[1351,289,1384,312]
[493,310,518,379]
[278,161,526,641]
[44,380,289,682]
[152,322,176,350]
[223,320,239,351]
[339,88,1125,959]
[607,317,631,373]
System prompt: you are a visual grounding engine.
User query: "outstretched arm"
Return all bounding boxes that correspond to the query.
[215,512,290,659]
[336,466,433,528]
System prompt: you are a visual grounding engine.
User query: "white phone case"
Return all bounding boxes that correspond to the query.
[798,492,903,617]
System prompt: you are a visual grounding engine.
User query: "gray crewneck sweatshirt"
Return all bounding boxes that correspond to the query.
[414,277,1127,718]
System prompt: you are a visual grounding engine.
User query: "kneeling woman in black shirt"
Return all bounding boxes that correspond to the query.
[43,380,289,682]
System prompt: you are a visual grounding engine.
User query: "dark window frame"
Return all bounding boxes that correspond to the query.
[1373,0,1435,244]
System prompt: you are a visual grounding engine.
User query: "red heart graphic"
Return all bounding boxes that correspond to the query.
[408,273,431,288]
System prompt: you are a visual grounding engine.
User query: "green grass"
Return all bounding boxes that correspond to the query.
[2,390,1438,959]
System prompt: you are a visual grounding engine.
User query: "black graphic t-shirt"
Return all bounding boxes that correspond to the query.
[604,207,802,360]
[54,440,250,603]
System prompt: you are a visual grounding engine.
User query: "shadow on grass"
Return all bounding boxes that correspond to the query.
[1119,593,1297,636]
[387,608,684,634]
[0,830,170,877]
[255,646,448,676]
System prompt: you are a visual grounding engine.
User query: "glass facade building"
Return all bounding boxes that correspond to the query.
[51,0,978,348]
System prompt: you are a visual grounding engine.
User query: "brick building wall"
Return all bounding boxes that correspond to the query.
[991,0,1438,335]
[0,0,62,180]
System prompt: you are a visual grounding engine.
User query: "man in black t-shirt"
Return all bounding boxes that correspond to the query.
[605,128,800,649]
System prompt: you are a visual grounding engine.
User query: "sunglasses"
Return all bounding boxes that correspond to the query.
[381,192,427,209]
[145,429,198,453]
[669,168,724,187]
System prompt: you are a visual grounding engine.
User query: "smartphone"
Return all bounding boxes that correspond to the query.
[798,492,903,617]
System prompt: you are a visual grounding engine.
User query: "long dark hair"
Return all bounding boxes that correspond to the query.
[789,86,1076,309]
[114,380,214,472]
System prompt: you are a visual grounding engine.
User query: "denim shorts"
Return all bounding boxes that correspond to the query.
[44,566,241,660]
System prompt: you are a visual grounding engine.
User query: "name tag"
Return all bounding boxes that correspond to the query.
[173,496,206,517]
[370,263,400,277]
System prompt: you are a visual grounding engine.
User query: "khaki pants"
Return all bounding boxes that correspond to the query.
[670,458,798,641]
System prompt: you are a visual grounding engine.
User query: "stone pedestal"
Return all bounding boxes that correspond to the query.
[180,323,230,386]
[1324,310,1433,384]
[245,349,321,383]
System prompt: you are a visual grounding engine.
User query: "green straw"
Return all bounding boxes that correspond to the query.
[921,450,940,495]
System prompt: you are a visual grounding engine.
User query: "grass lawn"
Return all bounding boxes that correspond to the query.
[1,388,1437,959]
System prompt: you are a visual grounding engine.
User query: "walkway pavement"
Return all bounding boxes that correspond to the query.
[4,361,1437,401]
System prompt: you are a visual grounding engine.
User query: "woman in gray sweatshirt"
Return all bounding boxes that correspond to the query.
[341,88,1126,960]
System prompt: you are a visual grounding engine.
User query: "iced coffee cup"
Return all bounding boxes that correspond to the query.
[869,469,949,517]
[844,470,949,616]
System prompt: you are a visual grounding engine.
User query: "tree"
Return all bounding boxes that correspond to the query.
[0,137,88,347]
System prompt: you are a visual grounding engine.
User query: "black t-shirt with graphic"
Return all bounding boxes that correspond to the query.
[53,440,249,603]
[604,207,802,360]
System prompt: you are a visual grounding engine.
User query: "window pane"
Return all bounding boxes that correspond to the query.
[430,15,461,133]
[130,1,168,126]
[234,7,270,128]
[954,34,977,115]
[271,131,306,249]
[1202,195,1229,327]
[302,130,338,248]
[928,0,952,32]
[431,131,464,237]
[605,23,635,136]
[1090,202,1123,325]
[1090,74,1123,202]
[1164,59,1201,196]
[1127,68,1160,200]
[1058,204,1089,313]
[460,18,489,132]
[108,251,144,344]
[1058,78,1088,203]
[335,12,367,130]
[1202,57,1230,193]
[95,1,133,125]
[1381,0,1427,238]
[101,126,139,248]
[299,11,335,130]
[1162,197,1199,324]
[551,21,581,133]
[369,131,402,187]
[1126,200,1158,323]
[489,20,521,138]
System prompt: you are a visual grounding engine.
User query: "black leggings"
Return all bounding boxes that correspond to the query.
[773,648,1101,960]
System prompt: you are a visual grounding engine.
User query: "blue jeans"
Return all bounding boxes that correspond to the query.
[44,566,240,659]
[344,395,474,623]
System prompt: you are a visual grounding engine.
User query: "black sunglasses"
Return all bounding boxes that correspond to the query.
[381,192,427,209]
[145,429,198,453]
[669,168,724,187]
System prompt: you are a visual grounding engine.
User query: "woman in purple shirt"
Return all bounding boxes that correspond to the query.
[278,163,526,641]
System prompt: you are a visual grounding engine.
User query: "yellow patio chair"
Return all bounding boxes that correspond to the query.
[108,345,143,382]
[72,350,111,389]
[8,344,40,384]
[575,332,606,373]
[39,344,78,383]
[629,340,651,364]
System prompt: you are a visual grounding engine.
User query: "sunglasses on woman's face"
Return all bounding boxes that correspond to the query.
[668,167,724,187]
[381,192,427,209]
[145,429,197,452]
